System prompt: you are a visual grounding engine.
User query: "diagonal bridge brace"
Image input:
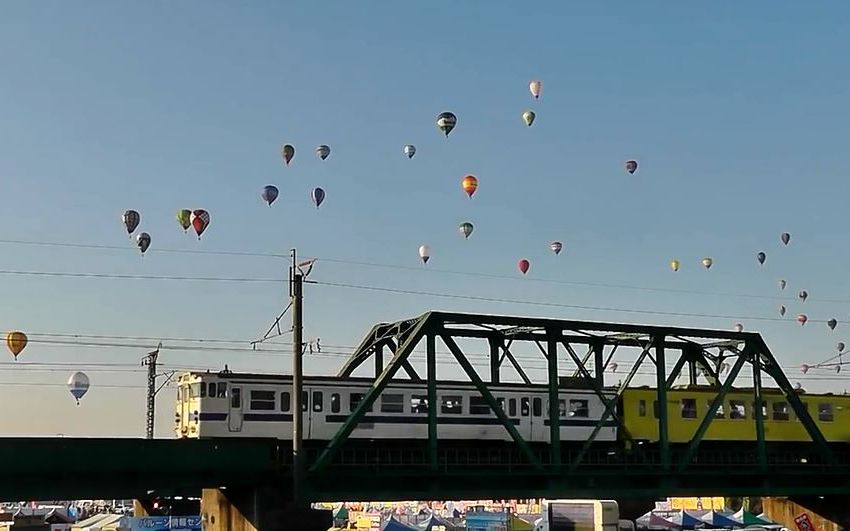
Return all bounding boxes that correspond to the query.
[568,336,656,473]
[310,313,432,473]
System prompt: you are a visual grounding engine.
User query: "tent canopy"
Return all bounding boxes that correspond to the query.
[417,513,461,531]
[733,509,771,526]
[382,517,418,531]
[700,510,739,528]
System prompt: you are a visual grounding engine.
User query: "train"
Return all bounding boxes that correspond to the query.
[174,370,850,443]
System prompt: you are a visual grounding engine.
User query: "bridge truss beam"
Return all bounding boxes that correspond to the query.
[315,311,834,481]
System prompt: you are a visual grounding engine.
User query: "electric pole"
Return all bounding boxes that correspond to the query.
[291,249,305,504]
[142,342,162,440]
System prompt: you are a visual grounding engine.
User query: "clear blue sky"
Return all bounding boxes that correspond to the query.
[2,2,850,436]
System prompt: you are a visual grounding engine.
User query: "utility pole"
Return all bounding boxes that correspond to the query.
[142,342,162,440]
[291,249,305,504]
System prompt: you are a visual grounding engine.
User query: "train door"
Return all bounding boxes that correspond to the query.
[527,396,547,441]
[308,388,324,440]
[180,385,192,435]
[228,386,244,432]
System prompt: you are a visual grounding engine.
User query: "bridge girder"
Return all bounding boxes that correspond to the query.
[315,311,834,476]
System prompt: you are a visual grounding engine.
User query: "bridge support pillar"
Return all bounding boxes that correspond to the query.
[201,488,331,531]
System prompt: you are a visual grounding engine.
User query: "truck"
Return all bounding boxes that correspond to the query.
[533,499,628,531]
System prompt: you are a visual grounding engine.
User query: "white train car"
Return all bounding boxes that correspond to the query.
[174,371,618,443]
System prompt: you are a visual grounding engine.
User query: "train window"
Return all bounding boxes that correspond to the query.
[250,390,276,411]
[729,400,746,419]
[380,394,404,413]
[190,383,201,398]
[680,399,697,419]
[772,402,789,421]
[302,391,308,412]
[411,395,429,414]
[559,399,567,418]
[497,397,506,414]
[208,383,217,398]
[199,384,207,398]
[312,391,323,412]
[231,388,241,409]
[217,382,227,398]
[177,387,183,401]
[521,398,530,417]
[638,400,646,417]
[653,401,659,419]
[280,392,291,412]
[441,395,463,414]
[469,396,491,415]
[569,399,589,418]
[819,403,834,422]
[532,398,542,417]
[509,398,517,417]
[707,401,724,418]
[751,400,767,419]
[330,393,340,413]
[350,393,372,413]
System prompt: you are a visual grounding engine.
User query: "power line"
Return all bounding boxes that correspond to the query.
[3,237,850,304]
[310,280,845,325]
[0,269,281,283]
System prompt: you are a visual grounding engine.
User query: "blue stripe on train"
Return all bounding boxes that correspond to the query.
[198,412,616,427]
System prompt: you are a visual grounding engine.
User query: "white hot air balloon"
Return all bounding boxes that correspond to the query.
[403,144,416,159]
[418,244,431,264]
[529,80,542,99]
[68,371,90,405]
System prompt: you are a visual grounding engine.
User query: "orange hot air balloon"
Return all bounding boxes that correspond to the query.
[462,175,478,197]
[6,331,27,360]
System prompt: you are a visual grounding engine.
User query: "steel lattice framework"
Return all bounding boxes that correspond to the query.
[309,311,835,476]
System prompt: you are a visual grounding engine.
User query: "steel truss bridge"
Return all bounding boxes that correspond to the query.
[4,311,850,502]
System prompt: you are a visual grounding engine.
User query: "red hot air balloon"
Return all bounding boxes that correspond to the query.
[518,259,530,275]
[797,314,808,326]
[625,160,638,174]
[190,209,210,239]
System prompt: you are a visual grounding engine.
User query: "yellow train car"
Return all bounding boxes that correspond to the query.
[621,385,850,443]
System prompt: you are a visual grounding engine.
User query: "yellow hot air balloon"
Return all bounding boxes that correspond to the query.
[670,259,680,272]
[702,257,713,270]
[462,175,478,197]
[7,331,27,360]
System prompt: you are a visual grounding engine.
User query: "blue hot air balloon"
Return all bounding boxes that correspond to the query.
[312,187,325,208]
[261,185,279,206]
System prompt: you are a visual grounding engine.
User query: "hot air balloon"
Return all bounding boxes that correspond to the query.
[797,314,808,326]
[838,342,846,353]
[828,319,838,331]
[311,187,325,208]
[122,210,140,235]
[800,363,810,374]
[316,145,331,160]
[68,371,90,405]
[779,305,787,317]
[734,323,744,333]
[190,209,210,239]
[794,382,803,390]
[282,144,295,165]
[670,259,680,272]
[459,222,474,239]
[836,365,842,374]
[136,232,151,254]
[403,145,416,159]
[625,160,638,175]
[462,175,478,197]
[176,209,191,232]
[261,185,279,206]
[757,252,766,265]
[550,241,563,255]
[799,290,808,302]
[702,257,713,270]
[518,258,530,275]
[719,362,730,375]
[608,362,618,373]
[529,80,542,99]
[6,331,27,360]
[436,112,457,137]
[781,232,791,246]
[779,279,787,290]
[418,245,431,264]
[522,110,535,127]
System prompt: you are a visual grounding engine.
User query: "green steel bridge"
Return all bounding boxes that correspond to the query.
[3,312,850,503]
